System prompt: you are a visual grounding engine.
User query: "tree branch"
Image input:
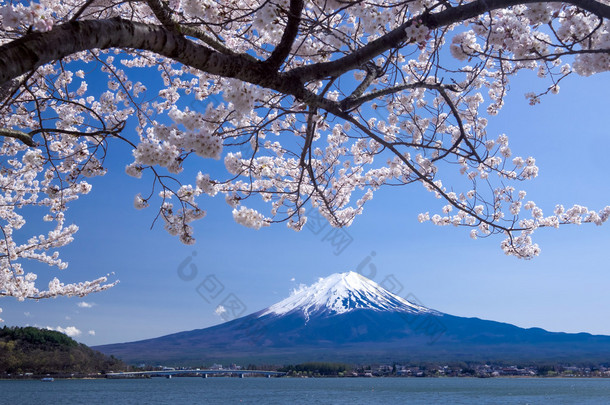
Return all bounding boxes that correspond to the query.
[432,85,481,163]
[329,109,514,235]
[264,0,304,70]
[145,0,176,28]
[286,0,610,82]
[340,63,384,111]
[70,0,97,21]
[0,18,266,89]
[0,128,36,147]
[145,0,249,58]
[0,76,23,105]
[340,80,459,111]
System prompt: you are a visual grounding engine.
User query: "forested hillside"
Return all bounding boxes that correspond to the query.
[0,326,125,375]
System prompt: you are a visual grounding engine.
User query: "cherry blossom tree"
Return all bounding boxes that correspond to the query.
[0,0,609,316]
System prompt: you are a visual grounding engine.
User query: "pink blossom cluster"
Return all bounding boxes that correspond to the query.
[0,2,54,32]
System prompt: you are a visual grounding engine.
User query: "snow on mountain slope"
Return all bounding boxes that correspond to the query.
[259,271,438,320]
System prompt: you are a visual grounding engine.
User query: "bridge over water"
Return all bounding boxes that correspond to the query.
[106,369,286,379]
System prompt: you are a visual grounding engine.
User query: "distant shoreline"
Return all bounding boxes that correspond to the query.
[2,374,610,380]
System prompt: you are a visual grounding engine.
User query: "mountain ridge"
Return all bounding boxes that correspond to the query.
[94,272,610,365]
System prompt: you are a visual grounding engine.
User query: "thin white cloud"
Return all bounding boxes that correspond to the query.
[65,316,71,320]
[215,305,226,316]
[24,312,32,318]
[77,302,94,308]
[47,326,82,338]
[290,277,295,282]
[88,330,95,336]
[290,283,307,296]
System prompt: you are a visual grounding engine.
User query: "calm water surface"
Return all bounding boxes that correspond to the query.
[2,377,610,404]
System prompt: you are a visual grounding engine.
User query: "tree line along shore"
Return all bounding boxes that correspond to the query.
[1,326,609,379]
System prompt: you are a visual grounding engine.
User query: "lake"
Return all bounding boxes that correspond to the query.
[2,377,610,404]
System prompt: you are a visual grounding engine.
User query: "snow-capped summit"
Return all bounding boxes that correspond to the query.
[259,271,435,319]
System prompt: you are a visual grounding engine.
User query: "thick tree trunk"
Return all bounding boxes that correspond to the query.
[0,0,608,95]
[0,18,258,88]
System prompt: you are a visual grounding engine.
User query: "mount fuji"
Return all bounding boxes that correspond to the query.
[259,271,436,319]
[95,272,610,365]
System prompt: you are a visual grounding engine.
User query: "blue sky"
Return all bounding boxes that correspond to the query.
[1,70,609,347]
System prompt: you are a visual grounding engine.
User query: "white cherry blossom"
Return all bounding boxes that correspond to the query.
[0,0,609,318]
